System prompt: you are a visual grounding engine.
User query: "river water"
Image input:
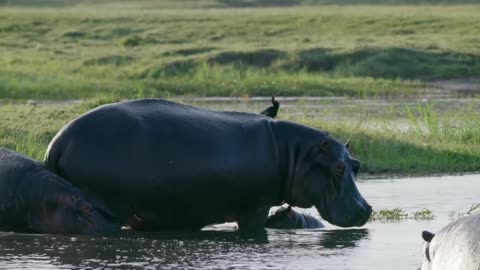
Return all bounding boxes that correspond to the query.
[1,174,479,269]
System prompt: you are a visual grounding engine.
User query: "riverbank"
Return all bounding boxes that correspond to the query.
[1,2,479,175]
[2,96,479,176]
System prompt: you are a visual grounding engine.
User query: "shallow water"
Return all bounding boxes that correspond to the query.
[1,174,479,269]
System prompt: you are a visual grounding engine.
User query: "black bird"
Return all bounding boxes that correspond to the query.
[260,93,280,118]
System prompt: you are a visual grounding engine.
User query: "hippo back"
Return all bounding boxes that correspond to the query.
[45,99,278,192]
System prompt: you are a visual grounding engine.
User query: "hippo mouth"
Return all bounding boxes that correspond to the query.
[314,200,372,228]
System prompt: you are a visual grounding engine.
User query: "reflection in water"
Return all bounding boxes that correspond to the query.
[2,175,480,269]
[0,229,369,269]
[320,229,369,250]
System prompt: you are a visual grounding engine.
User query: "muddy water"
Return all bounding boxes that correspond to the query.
[0,174,478,269]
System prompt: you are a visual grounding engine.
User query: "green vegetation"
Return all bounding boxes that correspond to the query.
[413,209,435,220]
[1,0,479,8]
[467,203,480,214]
[449,203,480,220]
[296,99,480,175]
[369,208,435,221]
[1,1,480,176]
[1,4,480,99]
[1,97,479,175]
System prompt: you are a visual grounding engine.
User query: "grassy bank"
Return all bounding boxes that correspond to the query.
[2,0,480,8]
[2,98,479,176]
[1,2,479,176]
[1,4,480,99]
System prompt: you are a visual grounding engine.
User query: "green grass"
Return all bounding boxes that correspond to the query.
[1,0,479,8]
[1,4,480,99]
[1,2,480,176]
[289,100,480,175]
[369,208,435,221]
[1,97,479,176]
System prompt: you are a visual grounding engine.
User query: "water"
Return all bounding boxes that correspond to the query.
[1,174,479,269]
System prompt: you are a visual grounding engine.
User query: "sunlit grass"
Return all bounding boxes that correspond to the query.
[1,4,479,99]
[1,97,479,176]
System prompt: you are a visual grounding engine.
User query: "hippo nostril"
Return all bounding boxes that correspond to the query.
[353,205,373,227]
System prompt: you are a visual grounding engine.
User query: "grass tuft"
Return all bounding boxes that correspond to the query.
[369,208,435,221]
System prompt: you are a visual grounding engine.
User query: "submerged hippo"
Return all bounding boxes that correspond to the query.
[260,94,280,118]
[45,98,371,231]
[0,148,118,234]
[421,214,480,270]
[266,206,324,229]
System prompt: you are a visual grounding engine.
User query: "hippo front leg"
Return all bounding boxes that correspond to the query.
[237,206,270,232]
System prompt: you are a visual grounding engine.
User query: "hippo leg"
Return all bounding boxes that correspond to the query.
[237,206,270,232]
[84,191,135,227]
[265,206,324,229]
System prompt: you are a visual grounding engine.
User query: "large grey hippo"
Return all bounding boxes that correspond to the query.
[0,148,119,234]
[45,98,371,231]
[266,206,324,229]
[421,214,480,270]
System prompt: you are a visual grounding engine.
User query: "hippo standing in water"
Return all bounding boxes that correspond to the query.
[421,214,480,270]
[266,206,324,229]
[45,98,371,231]
[0,148,119,234]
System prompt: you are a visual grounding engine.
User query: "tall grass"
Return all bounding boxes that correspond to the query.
[1,0,479,8]
[0,4,479,99]
[296,101,480,175]
[1,99,479,176]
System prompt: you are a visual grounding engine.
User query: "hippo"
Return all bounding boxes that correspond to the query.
[421,214,480,270]
[45,98,371,231]
[260,94,280,118]
[0,148,119,234]
[266,206,324,229]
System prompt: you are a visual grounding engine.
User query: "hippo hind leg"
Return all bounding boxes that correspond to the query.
[237,206,270,232]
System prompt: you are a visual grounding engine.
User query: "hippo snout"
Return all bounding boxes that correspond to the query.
[355,204,372,227]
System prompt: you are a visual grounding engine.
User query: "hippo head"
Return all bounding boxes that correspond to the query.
[265,206,299,229]
[287,137,372,227]
[25,174,118,234]
[421,231,435,270]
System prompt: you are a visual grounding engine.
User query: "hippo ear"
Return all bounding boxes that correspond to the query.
[345,139,351,150]
[422,231,435,243]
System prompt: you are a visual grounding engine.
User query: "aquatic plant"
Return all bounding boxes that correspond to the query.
[449,203,480,220]
[412,208,435,220]
[466,203,480,214]
[369,208,408,221]
[369,208,435,222]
